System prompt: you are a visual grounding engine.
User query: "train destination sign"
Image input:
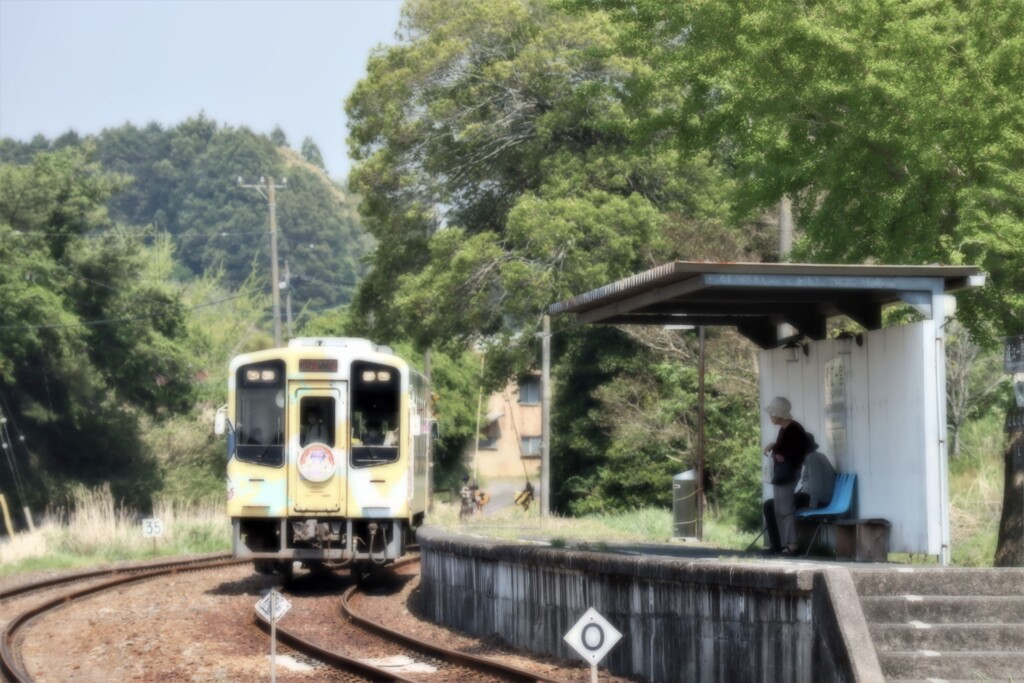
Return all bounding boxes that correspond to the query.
[299,358,338,373]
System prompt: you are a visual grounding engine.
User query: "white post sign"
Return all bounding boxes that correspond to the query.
[141,518,163,537]
[564,607,622,683]
[256,589,292,683]
[141,518,163,555]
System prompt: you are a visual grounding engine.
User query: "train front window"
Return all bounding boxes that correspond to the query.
[300,396,335,446]
[235,361,285,467]
[351,361,400,467]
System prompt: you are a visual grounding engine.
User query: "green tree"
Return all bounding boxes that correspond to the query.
[946,321,1010,458]
[551,327,644,514]
[90,116,371,318]
[553,325,761,525]
[0,133,52,165]
[0,148,199,509]
[0,121,373,507]
[300,137,325,170]
[94,122,177,230]
[347,0,769,514]
[270,125,289,147]
[594,0,1024,561]
[346,0,739,373]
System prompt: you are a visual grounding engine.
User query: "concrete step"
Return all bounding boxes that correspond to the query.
[852,568,1024,597]
[869,622,1024,652]
[889,680,1023,683]
[860,595,1024,624]
[878,650,1024,680]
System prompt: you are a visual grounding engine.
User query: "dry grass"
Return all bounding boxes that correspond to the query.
[0,529,49,566]
[0,485,230,574]
[425,499,733,549]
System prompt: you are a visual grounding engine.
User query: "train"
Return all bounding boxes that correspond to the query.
[216,337,432,577]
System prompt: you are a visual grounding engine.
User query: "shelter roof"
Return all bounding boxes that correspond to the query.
[548,261,985,349]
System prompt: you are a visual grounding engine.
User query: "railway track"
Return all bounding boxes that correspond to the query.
[252,557,569,682]
[3,555,573,682]
[0,554,244,682]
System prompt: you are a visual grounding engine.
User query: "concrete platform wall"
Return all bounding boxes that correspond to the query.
[417,527,883,683]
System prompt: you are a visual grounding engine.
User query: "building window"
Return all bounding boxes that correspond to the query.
[521,436,541,456]
[518,376,540,405]
[478,413,501,450]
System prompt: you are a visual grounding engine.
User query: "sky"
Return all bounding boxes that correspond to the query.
[0,0,405,180]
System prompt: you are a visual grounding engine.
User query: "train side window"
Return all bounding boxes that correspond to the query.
[351,360,400,467]
[235,361,285,467]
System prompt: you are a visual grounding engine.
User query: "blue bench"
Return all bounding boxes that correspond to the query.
[796,472,856,557]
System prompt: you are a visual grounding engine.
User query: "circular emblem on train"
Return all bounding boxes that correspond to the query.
[298,445,336,482]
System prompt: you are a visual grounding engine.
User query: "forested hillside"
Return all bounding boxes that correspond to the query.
[1,116,371,314]
[0,119,373,511]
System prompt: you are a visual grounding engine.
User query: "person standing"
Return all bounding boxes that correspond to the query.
[762,396,808,555]
[763,432,835,552]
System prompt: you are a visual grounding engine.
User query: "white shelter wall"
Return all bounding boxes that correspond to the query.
[759,321,943,555]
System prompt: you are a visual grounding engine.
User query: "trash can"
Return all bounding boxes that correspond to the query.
[672,470,697,538]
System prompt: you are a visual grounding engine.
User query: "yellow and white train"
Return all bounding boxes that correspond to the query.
[216,337,431,576]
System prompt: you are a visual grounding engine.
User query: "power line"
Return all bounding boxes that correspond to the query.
[0,292,251,331]
[4,227,360,255]
[3,226,277,241]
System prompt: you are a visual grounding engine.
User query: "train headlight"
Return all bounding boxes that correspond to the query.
[244,368,278,382]
[298,445,336,483]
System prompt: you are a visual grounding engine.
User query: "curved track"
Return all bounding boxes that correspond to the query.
[4,555,571,682]
[1,554,244,682]
[340,580,568,682]
[251,557,568,682]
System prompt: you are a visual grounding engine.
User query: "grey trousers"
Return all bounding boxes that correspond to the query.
[772,480,798,548]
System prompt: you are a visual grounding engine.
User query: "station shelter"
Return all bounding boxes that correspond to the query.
[549,261,986,565]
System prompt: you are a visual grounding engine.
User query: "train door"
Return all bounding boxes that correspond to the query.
[290,384,346,513]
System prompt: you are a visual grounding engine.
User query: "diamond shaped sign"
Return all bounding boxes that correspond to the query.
[255,589,292,624]
[563,607,622,665]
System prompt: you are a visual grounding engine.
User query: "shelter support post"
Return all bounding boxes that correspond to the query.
[933,288,952,566]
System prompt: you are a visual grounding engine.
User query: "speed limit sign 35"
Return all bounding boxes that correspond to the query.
[141,518,164,538]
[563,607,622,666]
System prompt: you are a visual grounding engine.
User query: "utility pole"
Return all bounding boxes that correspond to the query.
[283,259,293,339]
[778,196,793,260]
[696,326,706,540]
[777,197,796,342]
[424,347,433,513]
[239,175,287,346]
[540,314,551,517]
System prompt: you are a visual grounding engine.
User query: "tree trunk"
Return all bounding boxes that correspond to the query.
[994,430,1024,566]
